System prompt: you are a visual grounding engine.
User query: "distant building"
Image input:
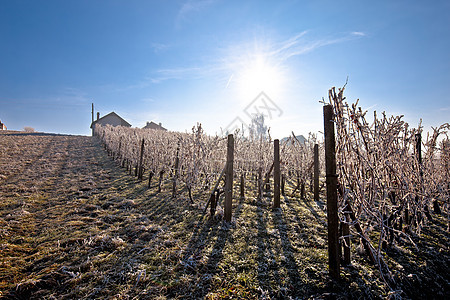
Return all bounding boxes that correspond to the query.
[143,121,167,131]
[281,134,306,144]
[0,120,6,130]
[90,112,131,136]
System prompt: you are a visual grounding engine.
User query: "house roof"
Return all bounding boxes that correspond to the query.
[90,112,131,128]
[143,121,167,131]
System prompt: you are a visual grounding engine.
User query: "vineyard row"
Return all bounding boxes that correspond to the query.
[94,87,449,289]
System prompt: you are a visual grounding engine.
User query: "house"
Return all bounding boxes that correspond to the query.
[281,134,306,144]
[143,121,167,131]
[0,120,6,130]
[90,112,131,136]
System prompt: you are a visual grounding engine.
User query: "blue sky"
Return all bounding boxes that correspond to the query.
[1,0,449,137]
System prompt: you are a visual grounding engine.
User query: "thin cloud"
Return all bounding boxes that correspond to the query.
[176,0,217,28]
[140,30,367,86]
[225,74,234,90]
[274,31,366,61]
[113,81,151,92]
[149,66,207,83]
[140,98,155,103]
[219,30,366,65]
[269,31,309,57]
[351,31,366,36]
[151,42,170,53]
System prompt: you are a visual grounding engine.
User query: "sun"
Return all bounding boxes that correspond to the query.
[232,52,286,102]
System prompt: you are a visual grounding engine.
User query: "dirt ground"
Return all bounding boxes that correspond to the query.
[0,131,448,299]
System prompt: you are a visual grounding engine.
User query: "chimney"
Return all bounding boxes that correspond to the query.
[159,122,162,127]
[97,112,100,120]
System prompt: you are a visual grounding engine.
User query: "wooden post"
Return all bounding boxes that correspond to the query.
[314,143,319,202]
[148,171,154,188]
[324,104,340,279]
[210,190,217,218]
[91,103,94,136]
[388,214,395,245]
[415,132,439,215]
[281,174,285,196]
[172,147,180,198]
[240,173,245,199]
[273,139,281,208]
[415,132,422,165]
[258,167,262,200]
[300,175,305,200]
[138,138,145,180]
[118,139,122,162]
[224,134,234,222]
[158,170,164,192]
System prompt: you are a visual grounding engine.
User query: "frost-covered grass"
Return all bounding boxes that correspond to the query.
[0,131,448,299]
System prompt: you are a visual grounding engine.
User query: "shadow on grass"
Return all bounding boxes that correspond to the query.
[272,208,303,293]
[256,203,281,293]
[166,189,248,298]
[283,195,312,244]
[301,195,326,226]
[199,192,249,296]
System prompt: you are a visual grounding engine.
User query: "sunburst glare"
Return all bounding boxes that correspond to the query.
[226,49,288,104]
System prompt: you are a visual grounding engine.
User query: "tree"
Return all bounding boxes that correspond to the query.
[249,113,268,140]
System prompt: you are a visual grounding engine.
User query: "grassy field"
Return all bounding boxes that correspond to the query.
[0,132,448,299]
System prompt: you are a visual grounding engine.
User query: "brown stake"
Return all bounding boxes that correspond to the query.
[148,171,154,189]
[172,147,180,198]
[301,181,305,200]
[157,170,164,192]
[138,138,145,180]
[210,190,217,217]
[273,139,281,208]
[258,167,262,200]
[324,104,340,279]
[224,134,234,222]
[240,173,245,199]
[314,143,319,202]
